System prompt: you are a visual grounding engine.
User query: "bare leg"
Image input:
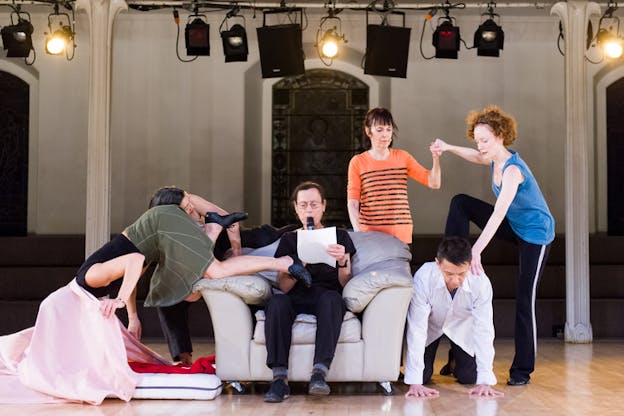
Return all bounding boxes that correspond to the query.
[203,255,293,279]
[203,223,224,243]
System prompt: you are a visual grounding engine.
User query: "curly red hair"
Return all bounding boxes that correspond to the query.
[466,105,517,146]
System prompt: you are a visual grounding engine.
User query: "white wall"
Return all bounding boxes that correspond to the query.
[1,7,570,234]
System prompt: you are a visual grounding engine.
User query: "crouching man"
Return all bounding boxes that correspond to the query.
[404,237,504,398]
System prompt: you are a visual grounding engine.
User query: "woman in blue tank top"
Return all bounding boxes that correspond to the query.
[432,105,554,387]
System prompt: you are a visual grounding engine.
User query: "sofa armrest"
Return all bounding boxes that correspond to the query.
[199,288,255,381]
[361,285,413,381]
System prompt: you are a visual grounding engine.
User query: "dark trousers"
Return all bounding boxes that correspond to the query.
[264,289,345,370]
[157,224,298,360]
[423,337,477,385]
[157,301,192,361]
[445,194,551,381]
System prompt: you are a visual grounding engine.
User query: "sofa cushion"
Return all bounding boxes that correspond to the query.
[194,275,271,305]
[252,310,361,344]
[348,231,412,275]
[342,259,413,313]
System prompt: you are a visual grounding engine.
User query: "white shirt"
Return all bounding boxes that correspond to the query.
[404,262,497,386]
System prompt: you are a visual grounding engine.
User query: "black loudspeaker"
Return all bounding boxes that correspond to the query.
[364,24,411,78]
[257,24,305,78]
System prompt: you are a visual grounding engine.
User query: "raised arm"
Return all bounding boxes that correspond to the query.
[432,138,490,165]
[471,165,523,274]
[427,146,441,189]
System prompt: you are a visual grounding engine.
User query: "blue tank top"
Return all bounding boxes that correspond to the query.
[492,151,555,245]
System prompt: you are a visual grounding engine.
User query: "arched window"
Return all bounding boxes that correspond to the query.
[271,68,369,227]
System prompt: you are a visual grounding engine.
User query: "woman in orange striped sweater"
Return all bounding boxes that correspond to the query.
[347,108,441,244]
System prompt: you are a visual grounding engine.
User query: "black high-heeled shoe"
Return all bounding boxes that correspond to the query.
[288,255,312,288]
[204,211,248,228]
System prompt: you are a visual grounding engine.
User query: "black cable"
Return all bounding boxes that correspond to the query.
[419,17,435,60]
[173,9,199,63]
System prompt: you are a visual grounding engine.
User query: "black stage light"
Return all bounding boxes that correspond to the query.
[1,19,33,58]
[432,20,460,59]
[185,18,210,56]
[221,23,248,62]
[474,18,504,57]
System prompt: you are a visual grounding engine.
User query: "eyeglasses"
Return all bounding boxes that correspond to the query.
[296,201,322,210]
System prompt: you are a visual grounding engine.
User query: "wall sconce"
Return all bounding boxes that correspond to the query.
[474,2,504,57]
[315,3,347,66]
[587,1,624,62]
[1,6,34,63]
[44,2,76,61]
[219,7,248,62]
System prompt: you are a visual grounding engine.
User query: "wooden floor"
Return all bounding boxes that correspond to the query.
[1,339,622,415]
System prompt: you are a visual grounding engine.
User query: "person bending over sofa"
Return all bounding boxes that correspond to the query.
[404,237,503,398]
[263,181,356,403]
[150,186,298,364]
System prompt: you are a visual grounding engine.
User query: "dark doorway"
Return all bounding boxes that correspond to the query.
[607,78,624,235]
[0,71,29,236]
[271,69,369,227]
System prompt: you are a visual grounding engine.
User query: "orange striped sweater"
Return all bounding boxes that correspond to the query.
[347,149,430,244]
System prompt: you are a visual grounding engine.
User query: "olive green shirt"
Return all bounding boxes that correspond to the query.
[124,205,215,307]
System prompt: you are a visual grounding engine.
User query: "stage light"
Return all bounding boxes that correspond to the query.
[586,1,624,62]
[474,4,504,58]
[1,18,33,58]
[315,5,347,65]
[185,17,210,56]
[433,20,460,59]
[474,18,504,57]
[45,25,73,55]
[597,28,624,58]
[219,9,248,62]
[44,2,76,60]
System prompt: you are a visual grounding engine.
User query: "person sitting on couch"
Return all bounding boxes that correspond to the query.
[404,237,504,398]
[263,181,357,403]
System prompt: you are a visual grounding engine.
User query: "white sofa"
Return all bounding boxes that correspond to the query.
[195,231,413,394]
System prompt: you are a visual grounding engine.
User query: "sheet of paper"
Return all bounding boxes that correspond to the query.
[297,226,337,267]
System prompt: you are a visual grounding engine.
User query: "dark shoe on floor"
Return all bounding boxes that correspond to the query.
[507,377,530,386]
[204,211,248,228]
[264,378,290,403]
[308,372,330,396]
[288,256,312,288]
[439,362,454,376]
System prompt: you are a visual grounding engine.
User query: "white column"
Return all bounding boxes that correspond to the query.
[75,0,127,257]
[550,1,599,343]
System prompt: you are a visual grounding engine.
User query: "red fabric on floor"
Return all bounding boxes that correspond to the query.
[129,355,216,374]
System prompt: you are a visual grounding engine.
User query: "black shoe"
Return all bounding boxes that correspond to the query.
[439,362,454,376]
[264,378,290,403]
[288,256,312,288]
[308,372,330,396]
[204,211,248,228]
[507,377,530,386]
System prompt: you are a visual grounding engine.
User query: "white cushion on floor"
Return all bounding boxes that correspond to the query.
[132,373,222,400]
[252,310,361,345]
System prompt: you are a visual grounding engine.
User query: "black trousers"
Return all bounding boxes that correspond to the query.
[445,194,551,381]
[264,289,345,370]
[423,337,477,385]
[157,224,298,360]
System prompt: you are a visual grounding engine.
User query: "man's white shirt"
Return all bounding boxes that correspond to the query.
[404,262,497,386]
